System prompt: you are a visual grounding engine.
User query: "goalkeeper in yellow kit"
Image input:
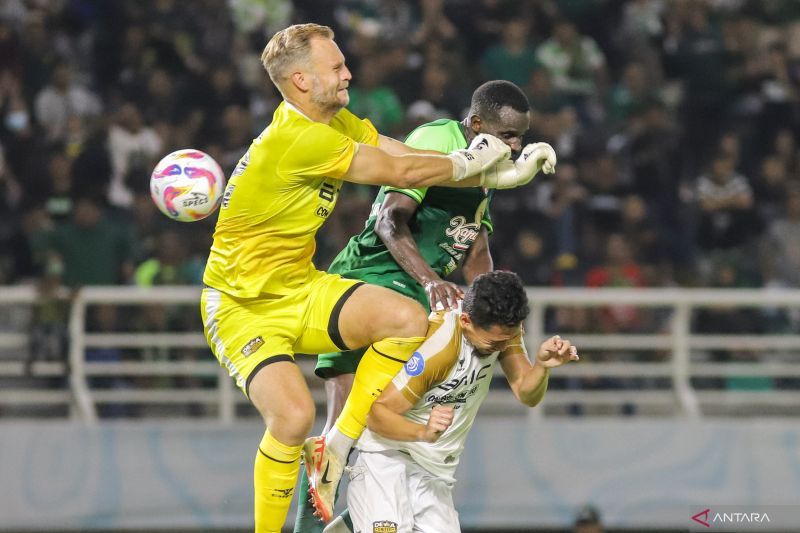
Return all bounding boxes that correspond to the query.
[200,23,556,532]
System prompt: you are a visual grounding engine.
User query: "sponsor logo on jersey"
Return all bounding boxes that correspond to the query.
[445,215,480,251]
[232,150,250,177]
[442,258,458,276]
[222,184,235,209]
[404,352,425,376]
[373,521,398,533]
[436,363,491,392]
[427,384,480,408]
[241,336,264,357]
[315,205,330,218]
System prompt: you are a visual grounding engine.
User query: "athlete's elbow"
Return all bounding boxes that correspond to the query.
[365,411,383,434]
[375,208,400,241]
[521,395,543,408]
[519,389,545,408]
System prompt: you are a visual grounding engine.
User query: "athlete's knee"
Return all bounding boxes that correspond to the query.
[267,397,316,444]
[389,300,428,338]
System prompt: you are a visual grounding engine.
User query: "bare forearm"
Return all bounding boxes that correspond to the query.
[377,219,440,286]
[379,137,484,188]
[391,155,489,189]
[461,233,492,284]
[517,365,550,407]
[367,402,428,441]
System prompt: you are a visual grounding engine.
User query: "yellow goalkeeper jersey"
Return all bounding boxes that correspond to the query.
[203,102,379,297]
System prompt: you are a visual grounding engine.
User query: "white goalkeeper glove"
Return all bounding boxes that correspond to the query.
[481,142,557,189]
[447,134,511,181]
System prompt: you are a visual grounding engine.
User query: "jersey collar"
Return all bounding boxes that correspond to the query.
[283,101,314,122]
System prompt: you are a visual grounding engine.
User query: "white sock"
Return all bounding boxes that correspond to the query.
[325,426,354,459]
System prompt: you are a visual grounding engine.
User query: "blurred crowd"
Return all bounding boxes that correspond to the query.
[2,1,800,348]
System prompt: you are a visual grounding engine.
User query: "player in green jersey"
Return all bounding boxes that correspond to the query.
[294,80,556,533]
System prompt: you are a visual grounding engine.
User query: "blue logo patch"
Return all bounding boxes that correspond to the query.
[404,352,425,377]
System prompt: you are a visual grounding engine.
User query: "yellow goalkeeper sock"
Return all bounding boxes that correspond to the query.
[335,336,425,439]
[254,430,302,533]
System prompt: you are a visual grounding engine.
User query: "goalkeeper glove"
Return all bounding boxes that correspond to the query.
[447,134,511,181]
[481,142,557,189]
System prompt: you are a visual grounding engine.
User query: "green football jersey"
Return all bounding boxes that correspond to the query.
[328,119,493,309]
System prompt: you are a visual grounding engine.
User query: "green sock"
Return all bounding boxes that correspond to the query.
[341,508,353,531]
[293,467,325,533]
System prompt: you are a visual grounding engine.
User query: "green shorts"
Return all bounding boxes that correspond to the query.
[315,346,368,378]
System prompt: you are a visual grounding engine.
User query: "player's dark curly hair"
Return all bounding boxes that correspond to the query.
[470,80,530,121]
[462,271,529,329]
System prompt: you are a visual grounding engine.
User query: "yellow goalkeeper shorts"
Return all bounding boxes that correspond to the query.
[201,269,364,396]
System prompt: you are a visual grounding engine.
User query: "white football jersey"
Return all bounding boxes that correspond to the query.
[357,309,525,483]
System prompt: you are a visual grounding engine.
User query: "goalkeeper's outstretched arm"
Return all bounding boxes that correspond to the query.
[342,133,511,189]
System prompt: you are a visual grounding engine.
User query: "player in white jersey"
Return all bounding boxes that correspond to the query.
[326,271,579,533]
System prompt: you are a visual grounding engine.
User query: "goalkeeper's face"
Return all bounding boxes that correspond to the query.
[308,37,352,113]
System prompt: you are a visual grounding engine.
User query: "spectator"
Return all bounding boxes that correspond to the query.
[33,62,101,143]
[134,230,203,287]
[346,56,405,135]
[107,101,163,208]
[35,196,135,287]
[761,186,800,288]
[607,62,656,127]
[416,60,464,118]
[619,194,661,272]
[41,151,73,222]
[0,72,37,177]
[212,104,255,171]
[752,154,789,223]
[536,19,607,108]
[411,0,458,47]
[695,152,756,254]
[481,18,540,87]
[585,233,647,333]
[506,228,554,286]
[664,1,728,167]
[534,162,587,269]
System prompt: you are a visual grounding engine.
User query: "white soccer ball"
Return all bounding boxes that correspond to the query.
[150,149,225,222]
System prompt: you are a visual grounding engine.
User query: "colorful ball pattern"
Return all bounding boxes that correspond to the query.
[150,149,225,222]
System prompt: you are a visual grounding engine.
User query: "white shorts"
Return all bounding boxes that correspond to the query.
[347,450,460,533]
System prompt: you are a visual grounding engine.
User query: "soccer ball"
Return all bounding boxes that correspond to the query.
[150,149,225,222]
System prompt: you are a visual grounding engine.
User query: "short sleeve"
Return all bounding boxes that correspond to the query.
[395,312,460,403]
[331,107,379,146]
[384,186,427,204]
[383,122,464,204]
[480,205,493,233]
[279,122,357,179]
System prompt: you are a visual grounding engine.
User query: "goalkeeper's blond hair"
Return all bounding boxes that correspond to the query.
[262,23,334,88]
